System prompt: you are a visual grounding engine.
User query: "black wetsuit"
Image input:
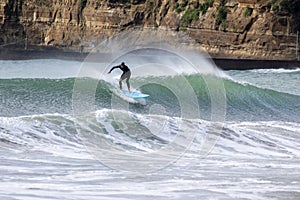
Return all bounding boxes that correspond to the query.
[109,64,131,90]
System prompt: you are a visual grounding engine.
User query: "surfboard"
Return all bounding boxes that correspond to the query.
[121,89,149,99]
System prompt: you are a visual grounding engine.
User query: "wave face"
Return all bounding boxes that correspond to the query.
[0,75,299,122]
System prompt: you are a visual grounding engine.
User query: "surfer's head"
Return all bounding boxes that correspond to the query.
[121,62,125,66]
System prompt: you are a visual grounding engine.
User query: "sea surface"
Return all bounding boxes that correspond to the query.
[0,58,299,200]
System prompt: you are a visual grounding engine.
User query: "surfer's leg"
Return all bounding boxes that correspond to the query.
[118,79,122,90]
[126,71,131,93]
[121,71,131,92]
[126,78,130,93]
[119,72,127,90]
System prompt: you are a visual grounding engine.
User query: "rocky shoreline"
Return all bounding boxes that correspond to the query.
[1,48,299,70]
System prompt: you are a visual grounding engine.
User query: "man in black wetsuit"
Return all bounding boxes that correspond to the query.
[107,62,131,93]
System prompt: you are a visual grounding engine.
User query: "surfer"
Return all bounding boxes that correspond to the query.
[107,62,131,93]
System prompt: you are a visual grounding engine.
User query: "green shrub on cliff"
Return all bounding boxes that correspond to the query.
[181,8,200,26]
[180,0,188,8]
[244,7,253,17]
[266,0,275,7]
[221,0,228,5]
[266,0,279,12]
[265,0,300,14]
[35,0,52,7]
[199,0,214,14]
[214,0,229,28]
[174,2,183,13]
[179,0,215,26]
[207,0,214,7]
[216,6,229,27]
[174,0,189,13]
[95,0,102,9]
[80,0,87,11]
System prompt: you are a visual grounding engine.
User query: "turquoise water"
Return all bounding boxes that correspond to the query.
[0,74,299,121]
[0,59,299,199]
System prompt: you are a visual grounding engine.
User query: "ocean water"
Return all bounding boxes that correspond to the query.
[0,59,299,200]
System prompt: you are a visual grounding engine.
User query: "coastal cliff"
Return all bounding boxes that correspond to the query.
[0,0,299,60]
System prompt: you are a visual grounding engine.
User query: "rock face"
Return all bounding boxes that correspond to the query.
[0,0,299,60]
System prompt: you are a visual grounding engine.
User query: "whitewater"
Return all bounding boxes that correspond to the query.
[0,58,299,200]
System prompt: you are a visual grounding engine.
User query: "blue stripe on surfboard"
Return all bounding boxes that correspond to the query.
[122,89,149,98]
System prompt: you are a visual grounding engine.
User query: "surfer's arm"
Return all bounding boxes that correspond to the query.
[107,65,120,74]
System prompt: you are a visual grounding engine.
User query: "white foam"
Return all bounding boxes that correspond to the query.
[250,68,300,74]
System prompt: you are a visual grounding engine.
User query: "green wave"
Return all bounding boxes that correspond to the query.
[0,76,299,122]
